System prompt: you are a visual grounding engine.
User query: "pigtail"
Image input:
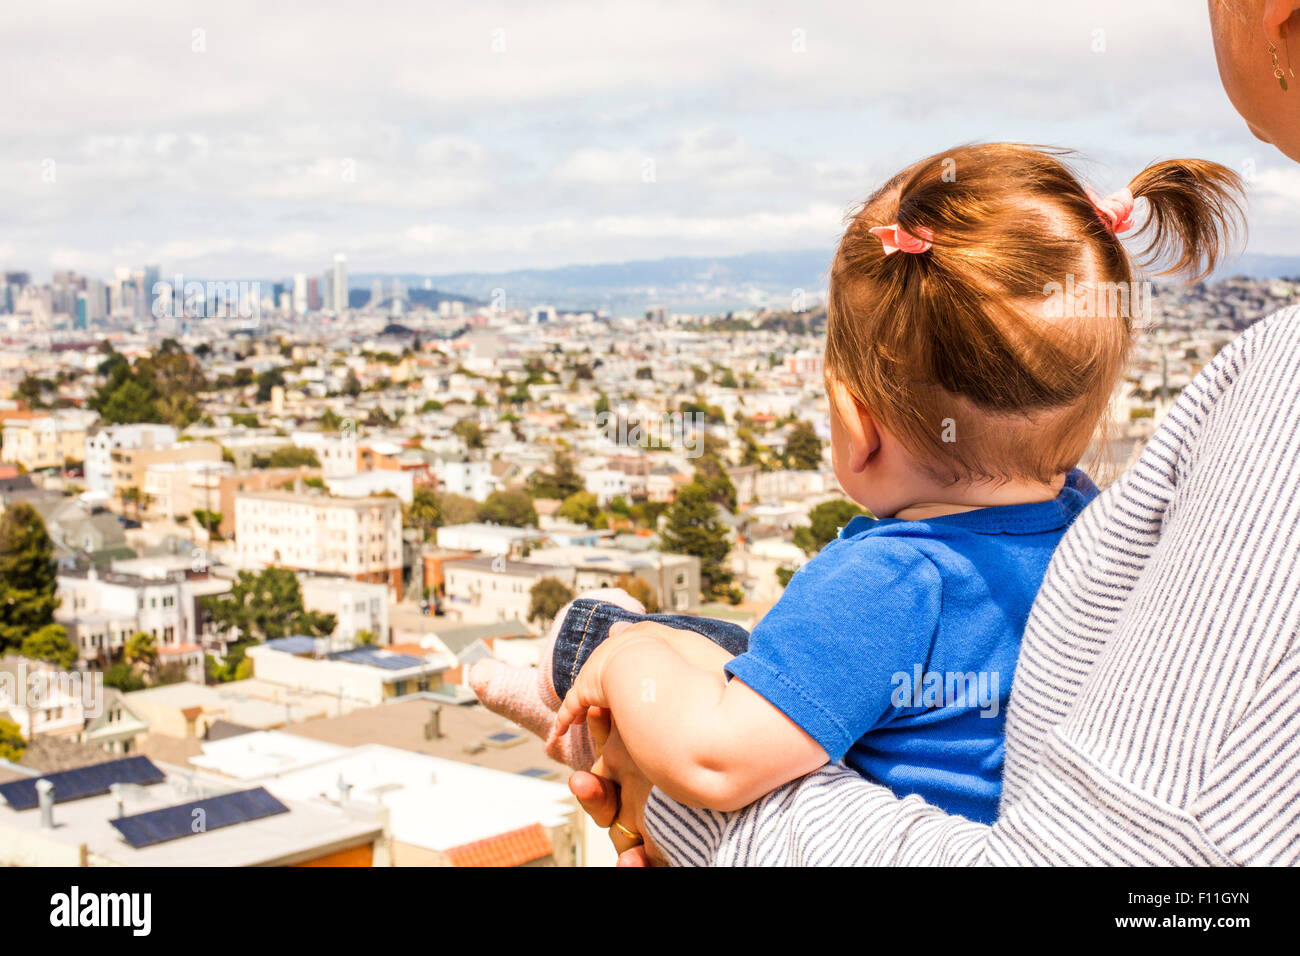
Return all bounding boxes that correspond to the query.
[1127,159,1246,280]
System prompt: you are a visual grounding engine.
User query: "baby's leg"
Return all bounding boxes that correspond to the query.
[550,600,750,700]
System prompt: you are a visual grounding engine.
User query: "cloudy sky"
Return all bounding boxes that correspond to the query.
[1,0,1295,280]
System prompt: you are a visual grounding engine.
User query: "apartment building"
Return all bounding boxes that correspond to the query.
[234,488,405,598]
[84,423,177,497]
[435,455,495,501]
[54,565,206,679]
[435,522,544,557]
[300,575,390,645]
[290,430,358,478]
[0,410,97,472]
[442,557,574,625]
[141,458,232,521]
[525,545,700,613]
[108,440,223,505]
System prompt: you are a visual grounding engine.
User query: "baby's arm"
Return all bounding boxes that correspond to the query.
[552,623,828,812]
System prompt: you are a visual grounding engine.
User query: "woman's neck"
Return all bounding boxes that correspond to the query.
[894,473,1068,521]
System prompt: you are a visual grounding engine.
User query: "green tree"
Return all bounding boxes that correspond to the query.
[405,486,442,541]
[558,491,600,527]
[104,661,146,692]
[453,420,484,449]
[528,577,575,626]
[792,499,869,555]
[20,623,77,669]
[526,451,584,500]
[694,453,737,512]
[437,492,479,526]
[124,631,159,675]
[193,509,223,538]
[266,446,321,468]
[614,574,659,614]
[784,420,823,470]
[659,481,735,601]
[354,629,378,646]
[200,568,336,643]
[478,490,537,528]
[255,368,286,403]
[0,504,60,652]
[0,717,26,763]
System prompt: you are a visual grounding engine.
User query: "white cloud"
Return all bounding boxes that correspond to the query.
[0,0,1293,277]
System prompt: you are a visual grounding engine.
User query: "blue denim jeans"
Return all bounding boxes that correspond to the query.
[551,598,751,699]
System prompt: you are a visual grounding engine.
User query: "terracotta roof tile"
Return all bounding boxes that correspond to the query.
[443,823,553,867]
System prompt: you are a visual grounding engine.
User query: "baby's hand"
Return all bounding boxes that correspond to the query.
[548,624,657,745]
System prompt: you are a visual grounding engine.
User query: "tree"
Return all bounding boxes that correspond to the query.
[0,718,25,763]
[354,629,378,646]
[0,504,59,652]
[528,577,574,626]
[104,661,146,692]
[405,486,442,541]
[526,451,584,500]
[478,490,537,528]
[120,485,145,521]
[793,499,869,555]
[255,368,286,403]
[20,623,77,669]
[694,453,737,512]
[784,420,823,470]
[558,491,600,527]
[266,446,321,468]
[200,568,336,644]
[16,374,54,409]
[193,509,223,538]
[614,574,659,614]
[437,492,479,526]
[659,481,736,601]
[124,631,159,674]
[453,420,484,449]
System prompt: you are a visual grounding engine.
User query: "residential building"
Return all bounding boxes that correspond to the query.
[245,639,452,705]
[234,488,404,598]
[299,575,390,645]
[0,410,97,472]
[435,522,544,557]
[525,545,700,613]
[84,423,177,497]
[443,557,574,625]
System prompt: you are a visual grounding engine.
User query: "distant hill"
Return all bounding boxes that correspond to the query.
[349,248,1300,315]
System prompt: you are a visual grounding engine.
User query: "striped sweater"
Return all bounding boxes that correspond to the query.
[644,307,1300,866]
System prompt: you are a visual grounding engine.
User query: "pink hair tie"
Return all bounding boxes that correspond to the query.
[868,223,934,256]
[1085,185,1136,234]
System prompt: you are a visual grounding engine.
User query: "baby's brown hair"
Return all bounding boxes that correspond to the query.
[826,143,1245,484]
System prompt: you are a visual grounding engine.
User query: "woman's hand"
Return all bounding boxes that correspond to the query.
[569,708,664,866]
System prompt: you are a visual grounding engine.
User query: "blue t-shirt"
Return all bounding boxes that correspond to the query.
[725,470,1097,824]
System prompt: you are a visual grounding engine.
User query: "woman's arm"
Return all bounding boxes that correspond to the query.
[553,624,828,811]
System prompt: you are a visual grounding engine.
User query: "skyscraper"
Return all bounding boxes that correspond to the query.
[332,253,348,315]
[292,273,308,315]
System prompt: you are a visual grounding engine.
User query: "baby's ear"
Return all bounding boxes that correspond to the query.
[827,376,879,473]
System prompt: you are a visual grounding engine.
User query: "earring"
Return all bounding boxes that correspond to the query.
[1269,23,1296,92]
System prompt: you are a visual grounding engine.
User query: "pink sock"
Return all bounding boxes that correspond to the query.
[468,588,645,771]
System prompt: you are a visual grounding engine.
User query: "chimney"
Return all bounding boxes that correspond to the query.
[36,779,55,829]
[110,782,124,818]
[425,703,443,740]
[337,774,353,805]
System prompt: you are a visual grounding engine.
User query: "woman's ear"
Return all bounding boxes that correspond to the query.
[827,377,880,474]
[1263,0,1300,44]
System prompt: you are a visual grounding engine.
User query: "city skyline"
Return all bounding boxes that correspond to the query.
[4,1,1299,280]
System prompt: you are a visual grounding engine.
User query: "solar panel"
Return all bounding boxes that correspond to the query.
[0,756,166,811]
[329,647,423,670]
[110,786,290,849]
